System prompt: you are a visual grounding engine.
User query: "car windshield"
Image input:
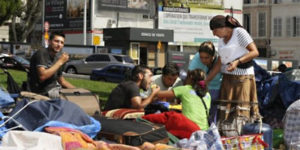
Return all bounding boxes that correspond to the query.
[13,56,30,65]
[113,55,134,63]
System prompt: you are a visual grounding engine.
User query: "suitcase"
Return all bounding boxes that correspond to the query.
[59,88,101,116]
[94,116,169,146]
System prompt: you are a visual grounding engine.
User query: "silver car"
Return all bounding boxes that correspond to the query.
[64,53,134,74]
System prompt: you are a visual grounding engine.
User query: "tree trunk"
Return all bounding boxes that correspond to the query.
[11,0,42,43]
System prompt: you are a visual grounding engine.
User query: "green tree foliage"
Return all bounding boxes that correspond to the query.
[0,0,22,26]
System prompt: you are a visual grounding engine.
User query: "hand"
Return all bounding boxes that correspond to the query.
[226,60,239,72]
[58,52,69,64]
[151,85,160,95]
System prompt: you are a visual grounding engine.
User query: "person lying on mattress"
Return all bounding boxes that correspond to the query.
[156,69,211,130]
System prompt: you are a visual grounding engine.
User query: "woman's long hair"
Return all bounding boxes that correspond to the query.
[210,15,242,30]
[186,69,207,97]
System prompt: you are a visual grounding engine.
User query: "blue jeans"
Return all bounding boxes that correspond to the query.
[209,89,220,124]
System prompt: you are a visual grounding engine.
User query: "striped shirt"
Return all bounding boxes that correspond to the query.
[218,27,254,75]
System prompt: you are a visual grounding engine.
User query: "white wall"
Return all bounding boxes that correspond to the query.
[65,33,92,45]
[224,0,243,10]
[93,10,153,29]
[0,26,9,42]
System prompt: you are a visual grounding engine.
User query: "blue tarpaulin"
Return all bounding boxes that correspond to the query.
[5,99,100,138]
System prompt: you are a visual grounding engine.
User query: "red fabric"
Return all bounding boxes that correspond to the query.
[112,109,143,119]
[142,111,200,139]
[102,109,144,119]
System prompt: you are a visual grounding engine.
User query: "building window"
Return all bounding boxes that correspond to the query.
[273,0,282,4]
[286,18,292,37]
[295,17,300,36]
[244,0,251,4]
[258,12,266,37]
[286,17,300,37]
[243,14,251,33]
[259,0,266,3]
[273,17,282,37]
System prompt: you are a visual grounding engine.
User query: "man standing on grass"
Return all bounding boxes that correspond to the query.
[28,32,75,98]
[104,65,160,110]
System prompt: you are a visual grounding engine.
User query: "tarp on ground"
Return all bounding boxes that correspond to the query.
[0,88,14,108]
[5,99,100,138]
[254,63,300,128]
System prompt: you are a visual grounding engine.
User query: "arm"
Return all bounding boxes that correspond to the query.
[227,42,259,72]
[156,90,176,100]
[205,57,221,84]
[57,76,75,88]
[131,86,160,109]
[37,53,69,82]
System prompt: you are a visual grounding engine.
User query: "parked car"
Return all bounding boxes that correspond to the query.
[64,53,134,74]
[90,64,135,83]
[151,67,162,75]
[0,54,30,72]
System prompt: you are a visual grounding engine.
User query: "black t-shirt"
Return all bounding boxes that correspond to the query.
[28,48,63,95]
[104,80,140,110]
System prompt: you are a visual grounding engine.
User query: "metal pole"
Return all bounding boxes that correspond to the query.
[42,0,45,47]
[83,0,87,45]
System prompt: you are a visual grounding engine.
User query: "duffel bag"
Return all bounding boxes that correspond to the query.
[94,116,169,146]
[60,88,101,116]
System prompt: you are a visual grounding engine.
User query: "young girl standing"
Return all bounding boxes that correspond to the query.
[157,69,211,130]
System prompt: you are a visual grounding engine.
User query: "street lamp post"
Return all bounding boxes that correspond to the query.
[42,0,45,47]
[83,0,87,45]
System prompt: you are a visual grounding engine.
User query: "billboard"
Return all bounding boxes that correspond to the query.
[97,0,150,13]
[45,0,91,30]
[158,0,224,46]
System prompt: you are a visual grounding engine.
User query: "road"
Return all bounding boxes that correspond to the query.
[63,72,90,79]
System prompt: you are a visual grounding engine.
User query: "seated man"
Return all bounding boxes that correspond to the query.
[104,65,160,111]
[28,32,75,98]
[142,63,183,104]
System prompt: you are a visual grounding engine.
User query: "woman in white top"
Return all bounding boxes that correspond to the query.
[209,15,260,124]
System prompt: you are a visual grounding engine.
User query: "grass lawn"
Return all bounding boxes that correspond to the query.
[0,69,117,103]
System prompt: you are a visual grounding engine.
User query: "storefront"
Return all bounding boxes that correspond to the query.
[103,28,173,68]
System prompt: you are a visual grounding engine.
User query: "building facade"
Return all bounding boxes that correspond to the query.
[270,0,300,61]
[243,0,300,63]
[243,0,272,57]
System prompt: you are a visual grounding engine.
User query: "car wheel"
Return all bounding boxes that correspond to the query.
[98,77,106,82]
[66,66,77,74]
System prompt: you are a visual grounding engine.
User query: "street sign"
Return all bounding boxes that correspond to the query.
[93,36,100,45]
[44,21,50,31]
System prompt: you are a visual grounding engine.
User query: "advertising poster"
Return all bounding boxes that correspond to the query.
[97,0,150,12]
[45,0,91,30]
[158,0,224,46]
